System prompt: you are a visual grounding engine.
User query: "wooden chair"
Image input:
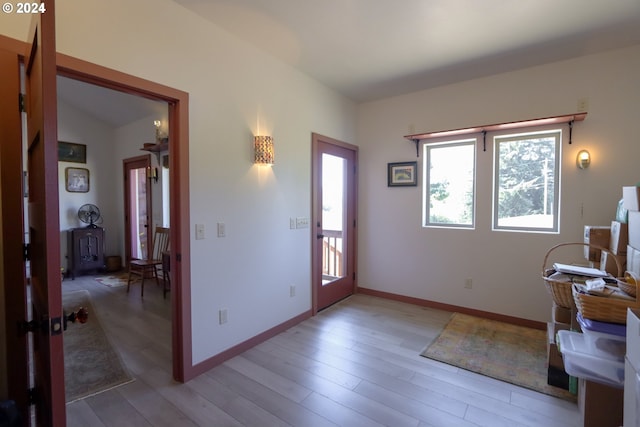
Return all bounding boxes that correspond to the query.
[127,226,170,297]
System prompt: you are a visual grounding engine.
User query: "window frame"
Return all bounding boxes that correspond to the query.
[492,128,562,234]
[423,138,477,229]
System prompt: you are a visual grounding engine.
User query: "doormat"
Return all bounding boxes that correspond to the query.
[94,272,129,288]
[420,312,575,401]
[63,290,134,403]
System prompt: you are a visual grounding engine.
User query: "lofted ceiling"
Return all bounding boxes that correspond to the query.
[172,0,640,102]
[58,1,640,126]
[57,76,167,129]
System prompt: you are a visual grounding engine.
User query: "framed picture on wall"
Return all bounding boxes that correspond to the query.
[388,161,417,187]
[65,167,90,193]
[58,141,87,163]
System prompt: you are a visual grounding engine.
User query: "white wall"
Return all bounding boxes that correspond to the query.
[0,0,357,365]
[112,113,170,260]
[57,100,119,268]
[357,45,640,322]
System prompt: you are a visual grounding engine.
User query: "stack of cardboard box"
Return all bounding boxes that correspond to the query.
[584,222,627,275]
[546,189,634,408]
[562,187,638,427]
[624,186,640,278]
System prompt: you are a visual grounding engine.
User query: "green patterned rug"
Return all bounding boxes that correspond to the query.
[421,313,575,401]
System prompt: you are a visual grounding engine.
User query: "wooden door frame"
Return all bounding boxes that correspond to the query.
[123,155,153,266]
[311,133,358,314]
[0,33,194,382]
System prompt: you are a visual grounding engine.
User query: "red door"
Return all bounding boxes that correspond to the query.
[312,133,358,312]
[123,155,153,265]
[25,1,66,425]
[0,48,31,423]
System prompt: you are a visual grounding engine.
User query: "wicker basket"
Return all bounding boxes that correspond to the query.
[573,283,639,324]
[617,271,638,297]
[542,242,621,310]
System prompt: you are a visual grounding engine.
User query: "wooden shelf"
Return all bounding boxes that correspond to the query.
[141,142,168,163]
[141,142,168,153]
[403,112,587,156]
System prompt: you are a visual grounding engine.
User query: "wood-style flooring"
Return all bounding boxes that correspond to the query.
[63,274,579,426]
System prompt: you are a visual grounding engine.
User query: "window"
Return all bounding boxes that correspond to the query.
[423,140,476,228]
[493,130,561,233]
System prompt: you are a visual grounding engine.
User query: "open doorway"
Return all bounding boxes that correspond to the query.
[56,53,192,382]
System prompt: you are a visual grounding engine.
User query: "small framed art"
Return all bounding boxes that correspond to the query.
[65,167,90,193]
[58,141,87,163]
[387,161,417,187]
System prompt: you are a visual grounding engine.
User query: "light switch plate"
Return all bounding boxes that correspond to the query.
[217,222,226,237]
[195,224,205,240]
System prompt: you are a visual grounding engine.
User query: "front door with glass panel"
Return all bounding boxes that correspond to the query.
[312,134,357,312]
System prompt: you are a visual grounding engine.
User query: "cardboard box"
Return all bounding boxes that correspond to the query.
[584,226,610,261]
[552,303,572,325]
[547,321,570,342]
[628,245,640,278]
[623,186,640,211]
[629,210,640,249]
[578,378,623,427]
[600,250,626,276]
[609,220,628,255]
[627,308,640,368]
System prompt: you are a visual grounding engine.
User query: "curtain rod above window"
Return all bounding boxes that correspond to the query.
[403,112,587,157]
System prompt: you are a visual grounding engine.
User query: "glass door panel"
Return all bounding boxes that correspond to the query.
[322,153,347,285]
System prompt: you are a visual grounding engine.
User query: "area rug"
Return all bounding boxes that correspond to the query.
[63,290,134,403]
[94,272,128,288]
[421,312,575,401]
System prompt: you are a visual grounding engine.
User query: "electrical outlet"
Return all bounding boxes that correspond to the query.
[219,309,228,324]
[465,278,472,289]
[290,285,296,297]
[577,98,589,113]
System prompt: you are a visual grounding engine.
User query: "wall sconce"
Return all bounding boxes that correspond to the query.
[254,135,274,165]
[576,149,591,169]
[147,166,158,183]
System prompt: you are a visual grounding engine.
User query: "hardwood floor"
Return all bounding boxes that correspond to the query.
[64,275,579,426]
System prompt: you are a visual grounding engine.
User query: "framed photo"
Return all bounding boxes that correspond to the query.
[65,167,90,193]
[58,141,86,163]
[388,161,417,187]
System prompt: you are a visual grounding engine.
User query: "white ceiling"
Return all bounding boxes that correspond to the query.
[172,0,640,102]
[57,76,167,128]
[58,0,640,125]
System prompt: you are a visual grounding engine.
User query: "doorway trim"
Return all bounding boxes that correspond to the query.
[311,133,359,315]
[0,34,194,382]
[123,155,153,266]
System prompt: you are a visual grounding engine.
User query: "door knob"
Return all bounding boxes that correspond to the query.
[317,234,325,239]
[63,307,89,331]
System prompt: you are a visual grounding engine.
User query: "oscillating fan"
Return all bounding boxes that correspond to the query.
[77,204,101,228]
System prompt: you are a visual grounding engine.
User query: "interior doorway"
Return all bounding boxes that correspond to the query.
[56,54,192,382]
[123,155,153,264]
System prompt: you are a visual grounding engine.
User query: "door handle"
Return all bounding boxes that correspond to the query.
[63,307,89,331]
[317,234,325,239]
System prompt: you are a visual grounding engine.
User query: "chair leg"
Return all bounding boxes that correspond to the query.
[127,269,133,293]
[140,269,145,298]
[163,269,170,299]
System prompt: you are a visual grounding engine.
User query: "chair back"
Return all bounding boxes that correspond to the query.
[150,227,170,261]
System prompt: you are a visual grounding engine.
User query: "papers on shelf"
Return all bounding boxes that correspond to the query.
[552,263,609,277]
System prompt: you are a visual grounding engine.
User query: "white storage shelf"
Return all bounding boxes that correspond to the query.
[557,330,625,388]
